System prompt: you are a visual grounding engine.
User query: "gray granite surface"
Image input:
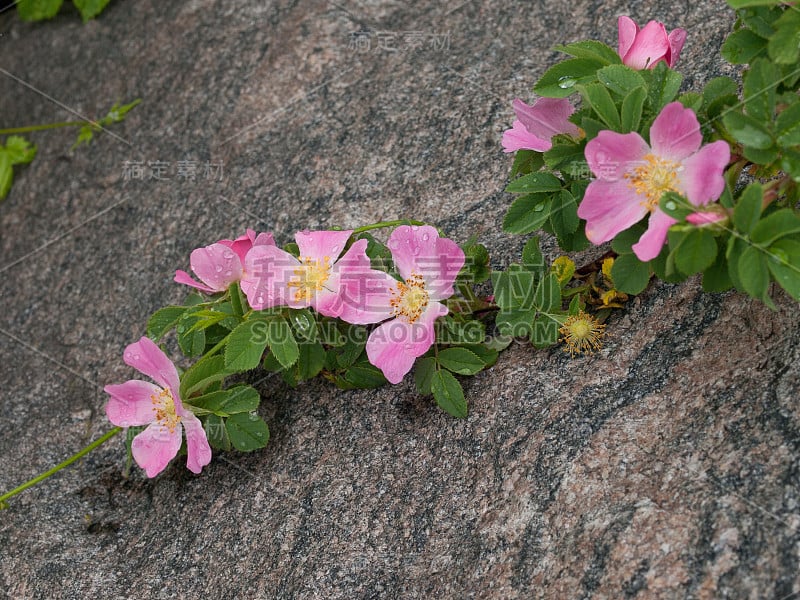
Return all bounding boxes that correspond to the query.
[1,1,798,598]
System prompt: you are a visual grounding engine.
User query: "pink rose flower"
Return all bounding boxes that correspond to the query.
[240,229,374,318]
[577,102,730,261]
[502,97,581,153]
[104,337,212,478]
[617,15,687,69]
[174,229,275,294]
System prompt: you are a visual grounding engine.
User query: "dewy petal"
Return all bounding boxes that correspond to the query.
[295,229,353,262]
[667,28,687,66]
[123,336,180,395]
[338,266,397,325]
[387,226,465,300]
[220,229,276,264]
[502,120,551,153]
[132,423,182,478]
[513,98,579,142]
[190,242,243,293]
[174,269,216,294]
[365,302,448,384]
[585,130,649,181]
[649,102,702,161]
[618,16,639,60]
[578,179,649,245]
[182,413,212,474]
[632,209,676,261]
[104,380,163,427]
[241,244,298,310]
[677,140,730,206]
[623,20,669,69]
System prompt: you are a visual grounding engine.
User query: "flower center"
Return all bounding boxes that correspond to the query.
[151,387,181,433]
[624,153,679,212]
[390,273,430,323]
[288,256,331,303]
[559,311,606,357]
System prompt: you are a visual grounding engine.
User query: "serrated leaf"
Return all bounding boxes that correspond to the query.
[767,238,800,301]
[521,236,545,272]
[733,183,763,234]
[503,194,553,235]
[577,83,620,129]
[723,110,774,149]
[414,356,437,394]
[225,319,269,371]
[431,370,467,418]
[343,359,387,388]
[776,101,800,146]
[4,136,37,165]
[297,341,326,381]
[721,28,767,64]
[531,316,560,349]
[203,414,231,451]
[267,318,299,369]
[743,58,778,121]
[751,209,800,245]
[505,172,563,194]
[768,9,800,64]
[673,228,718,275]
[226,412,270,452]
[552,40,621,65]
[621,86,646,132]
[509,149,544,177]
[550,189,579,238]
[677,92,703,112]
[534,58,604,98]
[189,386,260,416]
[16,0,63,20]
[72,0,111,21]
[534,273,561,313]
[180,355,230,398]
[703,77,739,106]
[610,222,647,254]
[437,348,485,375]
[644,63,682,112]
[737,245,769,299]
[702,244,734,293]
[596,64,646,97]
[611,253,651,294]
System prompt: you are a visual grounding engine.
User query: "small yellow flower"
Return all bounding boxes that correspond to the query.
[559,311,606,356]
[551,256,576,285]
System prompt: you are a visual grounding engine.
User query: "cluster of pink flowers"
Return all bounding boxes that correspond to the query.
[503,16,729,261]
[106,226,464,477]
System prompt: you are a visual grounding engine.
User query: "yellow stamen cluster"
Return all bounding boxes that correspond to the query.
[288,256,331,303]
[624,153,679,212]
[390,273,430,323]
[559,311,606,357]
[151,387,181,434]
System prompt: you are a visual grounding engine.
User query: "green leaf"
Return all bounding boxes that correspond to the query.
[702,244,734,293]
[543,142,586,172]
[644,62,683,112]
[180,355,230,398]
[414,356,437,394]
[620,86,647,132]
[677,92,703,112]
[203,414,231,451]
[577,83,620,129]
[502,194,553,235]
[531,316,560,348]
[343,359,387,388]
[743,58,778,121]
[766,238,800,301]
[492,266,537,310]
[0,153,13,200]
[552,40,621,65]
[611,253,651,294]
[579,116,607,139]
[534,273,561,313]
[673,228,718,275]
[776,101,800,146]
[722,110,774,149]
[3,136,37,165]
[505,172,563,194]
[225,319,269,372]
[178,324,205,358]
[726,0,786,6]
[267,318,299,369]
[226,412,270,452]
[521,236,545,272]
[461,344,499,367]
[72,0,111,21]
[721,28,767,64]
[550,189,580,240]
[460,243,491,284]
[495,307,536,339]
[737,245,770,299]
[733,183,763,234]
[768,9,800,64]
[596,65,646,97]
[751,209,800,245]
[297,341,326,381]
[509,149,544,178]
[288,308,317,342]
[534,58,604,98]
[17,0,63,20]
[431,370,467,418]
[189,386,260,416]
[438,348,485,375]
[703,76,739,116]
[611,222,647,254]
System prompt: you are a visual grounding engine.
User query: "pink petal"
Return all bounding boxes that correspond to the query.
[241,245,298,310]
[183,413,212,474]
[512,98,579,142]
[131,422,182,478]
[502,120,551,153]
[622,20,669,69]
[104,380,161,427]
[387,226,465,300]
[220,229,276,264]
[190,243,243,293]
[314,239,372,319]
[632,209,676,261]
[365,302,448,384]
[618,16,639,60]
[337,267,397,325]
[578,179,649,245]
[677,140,730,206]
[686,211,726,225]
[585,130,649,182]
[123,337,180,394]
[667,28,687,66]
[295,229,352,261]
[649,102,702,161]
[174,269,216,294]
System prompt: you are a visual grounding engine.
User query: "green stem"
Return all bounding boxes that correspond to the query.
[0,121,87,135]
[0,426,122,508]
[352,219,427,234]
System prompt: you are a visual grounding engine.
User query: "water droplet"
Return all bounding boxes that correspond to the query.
[223,251,233,259]
[177,325,185,333]
[533,204,546,212]
[557,76,577,89]
[224,270,233,277]
[215,265,223,272]
[331,245,340,253]
[133,354,140,360]
[411,225,419,231]
[665,201,677,211]
[421,233,430,241]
